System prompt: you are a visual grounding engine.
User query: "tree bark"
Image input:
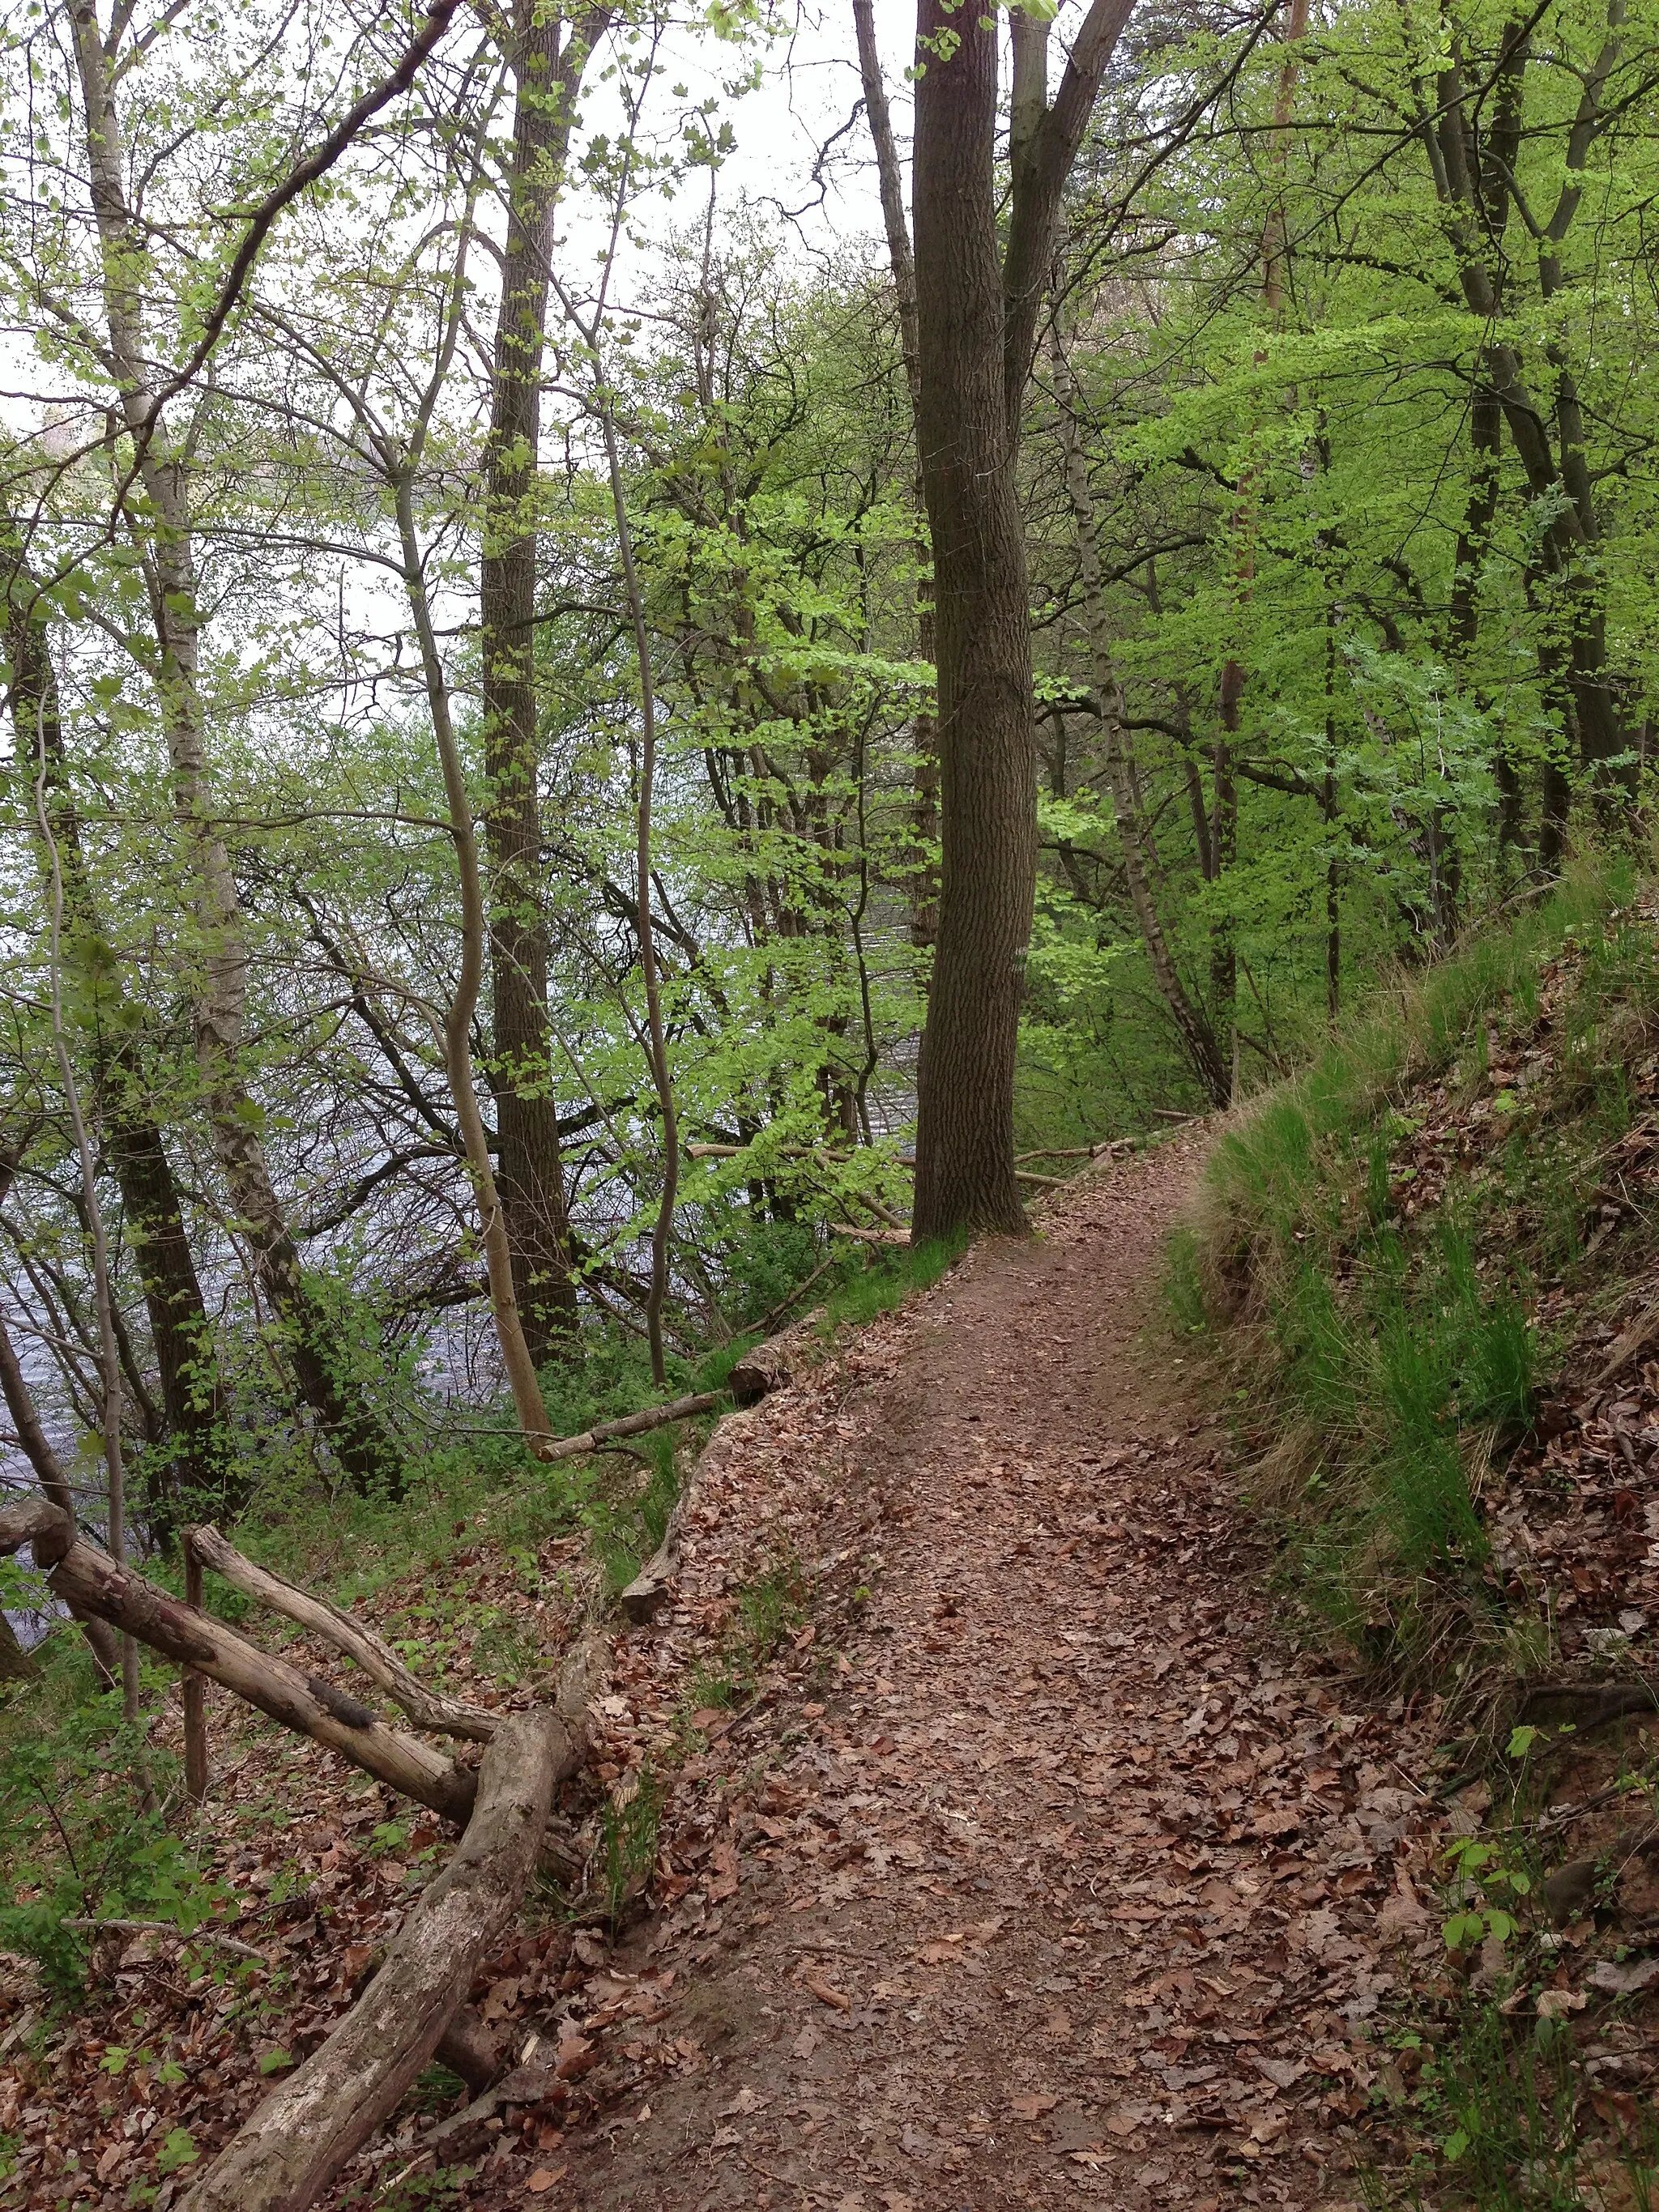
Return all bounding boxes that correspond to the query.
[480,7,610,1366]
[177,1709,563,2212]
[910,5,1037,1238]
[851,0,939,953]
[909,0,1136,1242]
[70,3,406,1498]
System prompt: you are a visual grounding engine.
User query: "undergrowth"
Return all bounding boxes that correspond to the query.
[1171,859,1656,1670]
[0,1220,966,2021]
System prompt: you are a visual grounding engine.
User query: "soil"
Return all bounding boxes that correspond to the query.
[519,1132,1410,2212]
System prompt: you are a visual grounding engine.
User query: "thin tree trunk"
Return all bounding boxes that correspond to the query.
[70,3,405,1498]
[396,475,555,1451]
[852,0,939,953]
[3,550,234,1530]
[183,1539,207,1801]
[600,411,679,1387]
[32,718,139,1716]
[1055,353,1230,1106]
[1422,27,1629,786]
[0,1277,121,1690]
[480,6,609,1367]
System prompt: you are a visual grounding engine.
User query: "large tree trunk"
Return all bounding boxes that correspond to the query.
[2,552,234,1531]
[909,5,1035,1238]
[70,7,406,1497]
[908,0,1135,1241]
[480,7,609,1366]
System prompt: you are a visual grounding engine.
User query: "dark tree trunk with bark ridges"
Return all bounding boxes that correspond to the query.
[909,2,1034,1240]
[480,7,608,1365]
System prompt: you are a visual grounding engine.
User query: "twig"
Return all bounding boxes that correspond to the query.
[755,1253,837,1335]
[59,1916,267,1963]
[186,1522,498,1741]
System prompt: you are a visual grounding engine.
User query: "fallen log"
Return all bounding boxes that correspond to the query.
[59,1915,267,1964]
[539,1388,719,1464]
[728,1315,821,1407]
[619,1408,758,1625]
[1014,1140,1132,1161]
[0,1504,476,1824]
[432,2005,501,2094]
[828,1221,907,1247]
[753,1253,836,1334]
[1013,1169,1068,1187]
[186,1523,497,1741]
[178,1708,565,2212]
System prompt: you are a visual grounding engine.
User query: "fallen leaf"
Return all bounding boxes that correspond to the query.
[1009,2090,1060,2120]
[1252,2055,1307,2090]
[1377,1873,1429,1937]
[526,2167,567,2194]
[707,1838,740,1903]
[1591,1957,1659,1995]
[1536,1989,1587,2020]
[553,2031,596,2080]
[804,1971,851,2011]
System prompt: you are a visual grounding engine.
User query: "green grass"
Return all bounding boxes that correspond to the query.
[1176,857,1653,1668]
[814,1227,969,1336]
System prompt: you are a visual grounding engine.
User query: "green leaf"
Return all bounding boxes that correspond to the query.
[156,2129,198,2174]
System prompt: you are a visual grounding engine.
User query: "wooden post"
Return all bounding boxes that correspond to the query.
[183,1535,207,1804]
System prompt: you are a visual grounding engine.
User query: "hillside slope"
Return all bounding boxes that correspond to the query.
[1187,863,1659,2207]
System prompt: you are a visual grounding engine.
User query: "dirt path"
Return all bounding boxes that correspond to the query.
[534,1136,1410,2212]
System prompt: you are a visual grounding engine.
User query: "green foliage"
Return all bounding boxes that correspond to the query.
[0,1707,230,1994]
[1182,867,1642,1661]
[599,1765,663,1932]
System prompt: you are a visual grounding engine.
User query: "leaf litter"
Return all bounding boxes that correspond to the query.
[2,1132,1462,2208]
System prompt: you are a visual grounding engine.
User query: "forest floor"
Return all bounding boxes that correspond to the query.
[522,1130,1441,2212]
[2,1130,1459,2212]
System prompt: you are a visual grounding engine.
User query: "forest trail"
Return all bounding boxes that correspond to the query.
[545,1133,1389,2212]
